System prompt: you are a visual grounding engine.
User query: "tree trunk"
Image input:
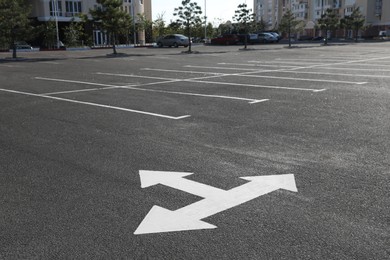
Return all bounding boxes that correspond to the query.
[188,25,192,53]
[112,33,117,54]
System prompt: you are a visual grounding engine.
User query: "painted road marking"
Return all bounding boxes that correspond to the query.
[141,68,228,76]
[0,88,190,120]
[134,171,297,234]
[185,65,261,71]
[42,86,119,95]
[188,79,326,92]
[37,76,268,104]
[234,74,367,85]
[132,70,327,92]
[277,70,390,79]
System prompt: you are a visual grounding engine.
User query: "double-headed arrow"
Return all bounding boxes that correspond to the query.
[134,170,297,235]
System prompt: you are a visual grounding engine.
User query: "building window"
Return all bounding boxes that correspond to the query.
[65,1,82,16]
[50,1,63,16]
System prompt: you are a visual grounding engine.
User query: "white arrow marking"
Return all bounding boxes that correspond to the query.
[134,171,297,235]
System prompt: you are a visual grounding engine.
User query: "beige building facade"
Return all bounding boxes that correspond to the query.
[254,0,390,37]
[29,0,152,45]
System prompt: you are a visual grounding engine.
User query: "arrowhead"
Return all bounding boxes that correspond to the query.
[134,206,217,235]
[240,174,298,192]
[139,170,193,188]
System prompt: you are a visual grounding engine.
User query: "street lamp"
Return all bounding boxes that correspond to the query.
[51,0,60,49]
[132,0,137,45]
[204,0,207,40]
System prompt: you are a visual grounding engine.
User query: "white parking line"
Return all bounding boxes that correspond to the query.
[43,86,119,95]
[277,70,390,78]
[0,88,190,120]
[234,74,367,85]
[141,68,228,76]
[35,77,121,88]
[37,76,269,104]
[184,65,261,71]
[219,62,298,68]
[97,72,325,92]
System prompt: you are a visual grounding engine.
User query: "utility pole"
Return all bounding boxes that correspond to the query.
[52,0,60,49]
[204,0,207,40]
[132,0,137,45]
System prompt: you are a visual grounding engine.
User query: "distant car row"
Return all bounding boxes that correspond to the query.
[210,32,281,45]
[155,32,282,48]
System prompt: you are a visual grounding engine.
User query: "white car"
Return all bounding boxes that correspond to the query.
[157,34,189,48]
[258,32,278,43]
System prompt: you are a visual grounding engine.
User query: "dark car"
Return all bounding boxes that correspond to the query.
[12,41,33,50]
[210,34,239,45]
[157,34,189,48]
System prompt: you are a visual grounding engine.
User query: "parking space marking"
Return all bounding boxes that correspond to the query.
[35,77,122,88]
[313,67,390,72]
[185,65,261,71]
[42,86,119,95]
[36,76,269,104]
[141,68,228,76]
[96,72,181,82]
[234,74,367,85]
[278,70,390,78]
[220,62,298,68]
[0,87,190,120]
[188,79,326,92]
[98,72,325,92]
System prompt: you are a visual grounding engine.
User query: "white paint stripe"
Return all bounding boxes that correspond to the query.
[278,70,390,78]
[234,74,367,85]
[36,76,267,104]
[96,72,180,81]
[185,65,260,71]
[100,72,324,93]
[313,67,390,72]
[141,68,228,75]
[219,62,298,68]
[119,85,267,104]
[35,77,120,88]
[0,88,190,120]
[42,86,119,95]
[187,79,325,92]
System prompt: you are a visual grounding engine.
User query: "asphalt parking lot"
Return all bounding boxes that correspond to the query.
[1,42,389,259]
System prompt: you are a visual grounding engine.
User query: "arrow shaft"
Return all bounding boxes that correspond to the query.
[162,178,227,198]
[177,182,279,220]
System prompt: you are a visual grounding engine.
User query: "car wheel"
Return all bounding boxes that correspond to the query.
[173,42,178,48]
[157,42,163,48]
[225,41,230,45]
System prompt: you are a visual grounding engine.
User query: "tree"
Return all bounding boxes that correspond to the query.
[90,0,132,54]
[278,10,304,48]
[153,13,166,40]
[251,17,267,33]
[173,0,203,53]
[233,3,254,49]
[341,7,365,43]
[0,0,32,58]
[64,19,84,47]
[317,8,339,45]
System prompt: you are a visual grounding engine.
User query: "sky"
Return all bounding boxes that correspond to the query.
[152,0,254,26]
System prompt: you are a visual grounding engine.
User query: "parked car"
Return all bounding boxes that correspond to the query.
[13,41,33,50]
[267,32,281,42]
[157,34,189,48]
[210,34,239,45]
[257,32,278,43]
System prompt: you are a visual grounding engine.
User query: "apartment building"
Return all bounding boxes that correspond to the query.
[254,0,390,37]
[29,0,152,46]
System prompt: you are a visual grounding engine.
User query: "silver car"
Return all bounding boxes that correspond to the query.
[157,34,189,48]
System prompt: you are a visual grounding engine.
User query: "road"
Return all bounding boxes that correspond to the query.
[1,42,389,259]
